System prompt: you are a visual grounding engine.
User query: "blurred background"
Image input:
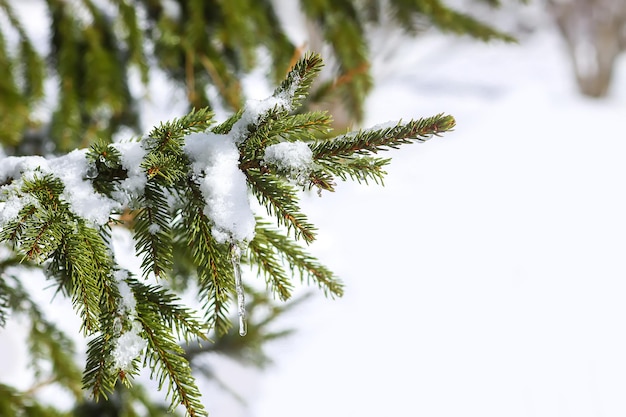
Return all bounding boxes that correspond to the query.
[1,0,626,416]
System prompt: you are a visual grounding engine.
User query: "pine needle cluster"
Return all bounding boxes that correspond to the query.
[0,54,454,416]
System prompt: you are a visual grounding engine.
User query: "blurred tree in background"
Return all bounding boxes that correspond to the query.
[0,1,517,416]
[546,0,626,98]
[0,0,515,156]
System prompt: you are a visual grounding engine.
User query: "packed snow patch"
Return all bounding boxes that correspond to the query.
[112,322,146,370]
[49,149,121,225]
[0,187,36,226]
[184,132,256,244]
[111,270,147,371]
[0,151,121,226]
[264,141,313,182]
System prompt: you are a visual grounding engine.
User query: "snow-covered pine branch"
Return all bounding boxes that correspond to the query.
[0,53,455,416]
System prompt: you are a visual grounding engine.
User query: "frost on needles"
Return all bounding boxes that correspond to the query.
[0,53,455,417]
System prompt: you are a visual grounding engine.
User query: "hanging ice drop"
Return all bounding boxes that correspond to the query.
[230,244,247,336]
[85,163,98,179]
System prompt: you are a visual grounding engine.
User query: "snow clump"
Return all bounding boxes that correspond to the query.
[0,152,120,227]
[111,270,147,371]
[264,141,314,183]
[0,141,149,228]
[184,132,256,244]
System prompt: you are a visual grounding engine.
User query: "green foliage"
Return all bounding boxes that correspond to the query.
[249,221,342,299]
[0,53,455,415]
[0,383,72,417]
[0,0,512,154]
[0,0,522,414]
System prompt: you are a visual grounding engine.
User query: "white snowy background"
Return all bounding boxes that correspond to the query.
[250,3,626,417]
[2,1,626,417]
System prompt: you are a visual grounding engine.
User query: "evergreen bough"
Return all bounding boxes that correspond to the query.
[0,54,455,416]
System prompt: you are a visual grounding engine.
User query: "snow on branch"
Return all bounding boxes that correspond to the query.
[0,53,455,417]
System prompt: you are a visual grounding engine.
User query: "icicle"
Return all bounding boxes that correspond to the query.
[230,243,247,336]
[85,163,98,179]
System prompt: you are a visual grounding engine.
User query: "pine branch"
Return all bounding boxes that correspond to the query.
[310,115,455,160]
[271,111,333,142]
[276,52,324,111]
[0,204,38,246]
[86,141,128,196]
[134,183,173,279]
[176,186,233,335]
[211,109,244,135]
[62,220,116,333]
[1,173,116,332]
[240,111,332,164]
[146,108,215,148]
[139,307,207,417]
[142,152,188,185]
[246,169,317,243]
[20,173,65,209]
[82,314,119,400]
[218,53,325,148]
[142,110,213,187]
[19,206,64,262]
[0,50,460,415]
[252,221,343,298]
[127,277,208,344]
[247,221,294,301]
[312,155,390,188]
